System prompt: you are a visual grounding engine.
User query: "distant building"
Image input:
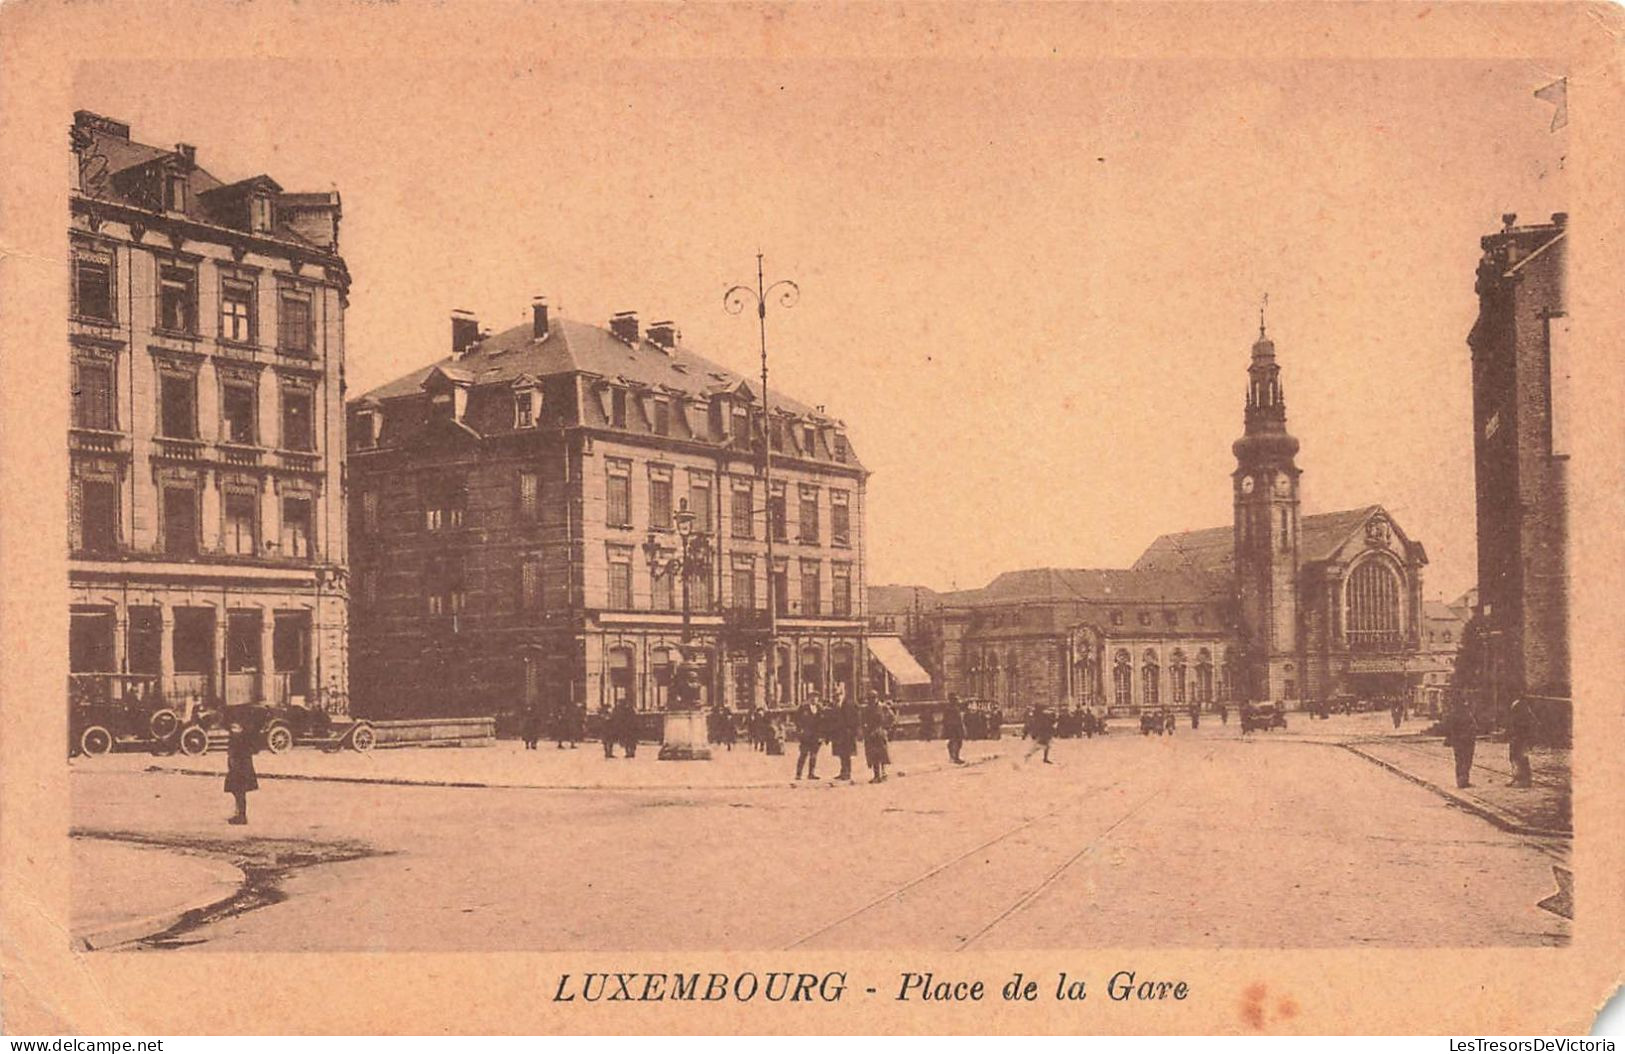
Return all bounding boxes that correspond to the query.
[1419,592,1470,715]
[891,322,1430,715]
[67,111,351,720]
[347,303,869,720]
[1464,213,1570,724]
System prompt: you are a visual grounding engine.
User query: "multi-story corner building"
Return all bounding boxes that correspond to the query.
[897,323,1431,716]
[67,111,351,714]
[1465,213,1570,723]
[346,301,870,720]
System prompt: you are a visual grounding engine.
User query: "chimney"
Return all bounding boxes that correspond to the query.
[1501,212,1518,231]
[532,296,550,340]
[609,310,640,344]
[647,320,678,351]
[174,143,197,168]
[1551,212,1568,227]
[451,309,480,356]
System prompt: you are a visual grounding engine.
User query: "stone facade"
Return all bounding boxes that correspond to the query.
[67,111,350,715]
[1465,213,1570,711]
[347,303,868,721]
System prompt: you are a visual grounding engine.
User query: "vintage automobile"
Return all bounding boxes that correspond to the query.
[1240,702,1289,732]
[242,701,376,753]
[1140,709,1176,736]
[68,675,209,757]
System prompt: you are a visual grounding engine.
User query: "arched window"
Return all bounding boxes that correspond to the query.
[1006,652,1020,708]
[1113,650,1132,708]
[800,644,824,699]
[607,646,635,709]
[1142,649,1160,708]
[1195,648,1213,704]
[1169,649,1187,705]
[1219,648,1235,702]
[649,645,675,711]
[1347,558,1403,649]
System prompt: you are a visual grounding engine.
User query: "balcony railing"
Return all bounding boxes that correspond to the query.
[70,428,128,454]
[153,436,207,461]
[1347,630,1405,652]
[278,449,321,472]
[218,442,263,467]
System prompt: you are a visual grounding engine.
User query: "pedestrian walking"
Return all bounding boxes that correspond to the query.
[1391,698,1405,730]
[1189,703,1200,730]
[943,693,967,764]
[1443,701,1479,788]
[599,702,618,758]
[794,695,824,779]
[709,703,736,751]
[861,693,893,782]
[613,697,639,759]
[1218,702,1229,725]
[833,693,860,780]
[1025,703,1056,764]
[1506,696,1536,787]
[225,714,258,825]
[521,703,541,750]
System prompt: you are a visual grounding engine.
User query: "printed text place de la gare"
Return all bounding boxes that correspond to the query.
[549,971,1188,1003]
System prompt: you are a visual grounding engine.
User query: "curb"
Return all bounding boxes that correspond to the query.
[72,841,246,951]
[139,751,1005,794]
[1337,744,1570,840]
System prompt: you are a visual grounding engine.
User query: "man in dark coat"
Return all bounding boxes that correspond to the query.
[1443,702,1479,788]
[225,713,259,825]
[832,695,860,780]
[943,693,967,764]
[1391,698,1406,730]
[1506,696,1536,787]
[521,703,541,750]
[1189,703,1201,730]
[614,697,639,758]
[794,696,824,780]
[1025,704,1056,764]
[599,702,618,758]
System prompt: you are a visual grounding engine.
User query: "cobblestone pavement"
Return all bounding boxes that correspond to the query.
[70,724,1570,951]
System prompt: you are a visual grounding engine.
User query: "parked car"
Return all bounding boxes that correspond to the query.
[68,674,209,757]
[1240,702,1288,732]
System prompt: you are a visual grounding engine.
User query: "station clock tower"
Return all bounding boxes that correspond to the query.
[1232,311,1302,703]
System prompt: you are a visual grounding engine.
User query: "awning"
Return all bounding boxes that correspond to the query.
[867,635,931,686]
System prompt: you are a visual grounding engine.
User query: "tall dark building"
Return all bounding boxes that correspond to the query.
[1466,212,1570,719]
[1231,317,1303,701]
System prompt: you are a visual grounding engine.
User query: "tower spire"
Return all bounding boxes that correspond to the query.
[1259,292,1268,339]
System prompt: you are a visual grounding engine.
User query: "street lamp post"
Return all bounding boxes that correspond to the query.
[643,498,713,760]
[725,256,799,711]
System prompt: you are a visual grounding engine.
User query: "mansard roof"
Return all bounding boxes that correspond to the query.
[359,315,829,420]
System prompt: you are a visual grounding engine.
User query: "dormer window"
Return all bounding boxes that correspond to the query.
[250,194,274,234]
[432,392,455,420]
[165,172,188,212]
[653,398,670,436]
[731,405,750,443]
[802,425,817,456]
[354,409,381,449]
[514,387,538,429]
[611,388,628,429]
[833,432,848,463]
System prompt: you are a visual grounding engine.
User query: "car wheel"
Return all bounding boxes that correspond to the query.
[149,708,179,740]
[348,723,376,753]
[264,722,294,755]
[79,725,114,757]
[179,725,209,756]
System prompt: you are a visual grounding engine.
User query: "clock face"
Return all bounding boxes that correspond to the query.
[1274,474,1291,496]
[1240,475,1255,495]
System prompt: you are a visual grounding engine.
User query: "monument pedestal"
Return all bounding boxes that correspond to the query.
[658,710,713,761]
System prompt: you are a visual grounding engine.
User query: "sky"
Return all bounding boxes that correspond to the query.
[75,52,1568,601]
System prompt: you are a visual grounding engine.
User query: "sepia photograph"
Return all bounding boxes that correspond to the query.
[4,0,1622,1038]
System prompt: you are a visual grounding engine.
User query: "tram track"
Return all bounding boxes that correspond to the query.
[784,751,1197,951]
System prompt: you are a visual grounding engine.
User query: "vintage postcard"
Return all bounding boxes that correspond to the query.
[1,0,1621,1037]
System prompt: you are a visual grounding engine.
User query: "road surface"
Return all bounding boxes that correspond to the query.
[70,725,1569,951]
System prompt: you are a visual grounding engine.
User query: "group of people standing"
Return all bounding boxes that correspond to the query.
[787,687,900,783]
[1441,696,1539,790]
